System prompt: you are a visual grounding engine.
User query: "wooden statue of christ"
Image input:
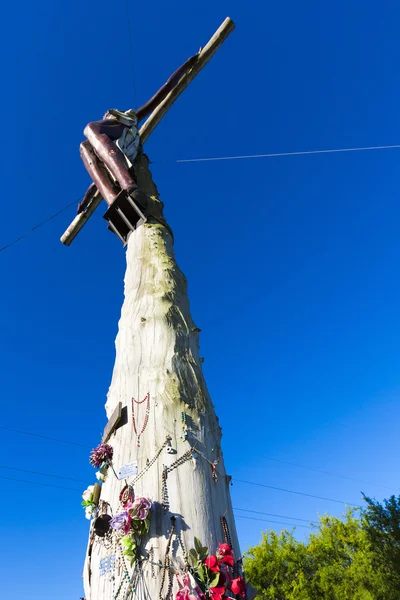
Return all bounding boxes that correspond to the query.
[77,53,199,238]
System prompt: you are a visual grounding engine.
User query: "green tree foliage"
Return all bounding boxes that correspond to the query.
[244,509,395,600]
[362,494,400,590]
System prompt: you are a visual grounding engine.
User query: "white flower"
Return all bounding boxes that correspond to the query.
[85,507,94,520]
[96,471,106,482]
[82,485,94,501]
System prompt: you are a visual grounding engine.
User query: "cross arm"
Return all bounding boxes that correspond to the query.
[60,16,235,246]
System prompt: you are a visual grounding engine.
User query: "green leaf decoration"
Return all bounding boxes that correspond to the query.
[194,537,203,554]
[122,536,133,548]
[188,549,199,567]
[198,546,209,561]
[196,564,206,583]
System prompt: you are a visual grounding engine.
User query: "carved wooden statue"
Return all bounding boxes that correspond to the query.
[77,54,198,243]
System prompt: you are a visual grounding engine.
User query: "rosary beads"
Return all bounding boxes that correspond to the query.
[132,393,151,447]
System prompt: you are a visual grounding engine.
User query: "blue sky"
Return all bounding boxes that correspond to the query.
[1,0,400,598]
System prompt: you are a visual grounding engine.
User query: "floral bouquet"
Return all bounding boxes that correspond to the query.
[89,443,114,482]
[109,497,152,564]
[185,538,246,600]
[81,485,98,520]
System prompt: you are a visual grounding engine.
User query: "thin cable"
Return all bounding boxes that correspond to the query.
[234,507,316,524]
[158,144,400,164]
[0,474,82,492]
[0,198,80,255]
[262,456,399,492]
[0,425,89,449]
[0,464,90,484]
[234,514,313,530]
[233,478,357,506]
[124,0,137,102]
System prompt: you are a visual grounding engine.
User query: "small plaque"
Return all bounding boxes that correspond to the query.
[118,461,138,480]
[99,553,116,576]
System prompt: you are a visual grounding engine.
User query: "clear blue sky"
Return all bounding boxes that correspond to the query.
[1,0,400,598]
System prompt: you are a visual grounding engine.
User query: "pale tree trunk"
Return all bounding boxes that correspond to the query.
[83,153,240,600]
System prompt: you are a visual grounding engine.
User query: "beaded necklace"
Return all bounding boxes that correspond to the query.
[113,541,132,600]
[159,516,189,600]
[161,448,195,512]
[132,393,150,447]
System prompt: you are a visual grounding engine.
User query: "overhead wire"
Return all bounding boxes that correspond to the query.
[0,474,82,492]
[233,507,316,524]
[262,455,399,492]
[0,464,90,484]
[0,425,378,507]
[0,425,89,448]
[233,478,357,506]
[167,144,400,164]
[1,144,399,256]
[234,514,314,530]
[0,198,80,255]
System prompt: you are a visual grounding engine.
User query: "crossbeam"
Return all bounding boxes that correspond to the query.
[60,17,235,246]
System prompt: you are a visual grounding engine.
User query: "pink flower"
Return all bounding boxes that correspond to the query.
[176,574,205,600]
[128,497,151,520]
[217,543,235,568]
[230,577,246,597]
[205,555,220,572]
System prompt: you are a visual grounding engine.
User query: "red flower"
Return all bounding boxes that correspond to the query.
[218,543,232,556]
[205,555,220,572]
[217,543,235,568]
[230,577,246,597]
[209,586,226,600]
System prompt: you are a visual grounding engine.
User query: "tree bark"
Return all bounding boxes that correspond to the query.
[83,153,240,600]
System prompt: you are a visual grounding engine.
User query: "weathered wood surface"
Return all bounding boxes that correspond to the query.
[83,154,240,600]
[60,16,235,247]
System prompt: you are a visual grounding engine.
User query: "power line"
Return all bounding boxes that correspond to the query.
[0,425,89,449]
[262,456,399,492]
[233,478,357,506]
[0,464,90,484]
[0,198,79,255]
[0,474,82,492]
[234,507,316,524]
[234,514,313,530]
[124,0,137,103]
[169,144,400,164]
[1,143,399,256]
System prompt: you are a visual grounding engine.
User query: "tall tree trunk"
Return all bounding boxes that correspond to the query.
[83,153,240,600]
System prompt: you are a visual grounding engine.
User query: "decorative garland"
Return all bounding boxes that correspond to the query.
[132,393,150,447]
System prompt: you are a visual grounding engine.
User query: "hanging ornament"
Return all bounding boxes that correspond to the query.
[131,392,150,447]
[119,484,135,508]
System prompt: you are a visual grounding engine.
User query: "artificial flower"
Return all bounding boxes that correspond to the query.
[217,543,235,567]
[176,573,205,600]
[230,577,246,597]
[89,443,114,468]
[95,470,106,482]
[85,506,96,520]
[110,511,132,534]
[128,497,151,520]
[110,512,128,530]
[209,586,226,600]
[205,555,220,573]
[82,485,94,502]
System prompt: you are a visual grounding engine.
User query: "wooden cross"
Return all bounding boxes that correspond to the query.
[60,17,235,246]
[102,401,122,443]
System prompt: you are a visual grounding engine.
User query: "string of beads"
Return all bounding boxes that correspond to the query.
[132,393,150,447]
